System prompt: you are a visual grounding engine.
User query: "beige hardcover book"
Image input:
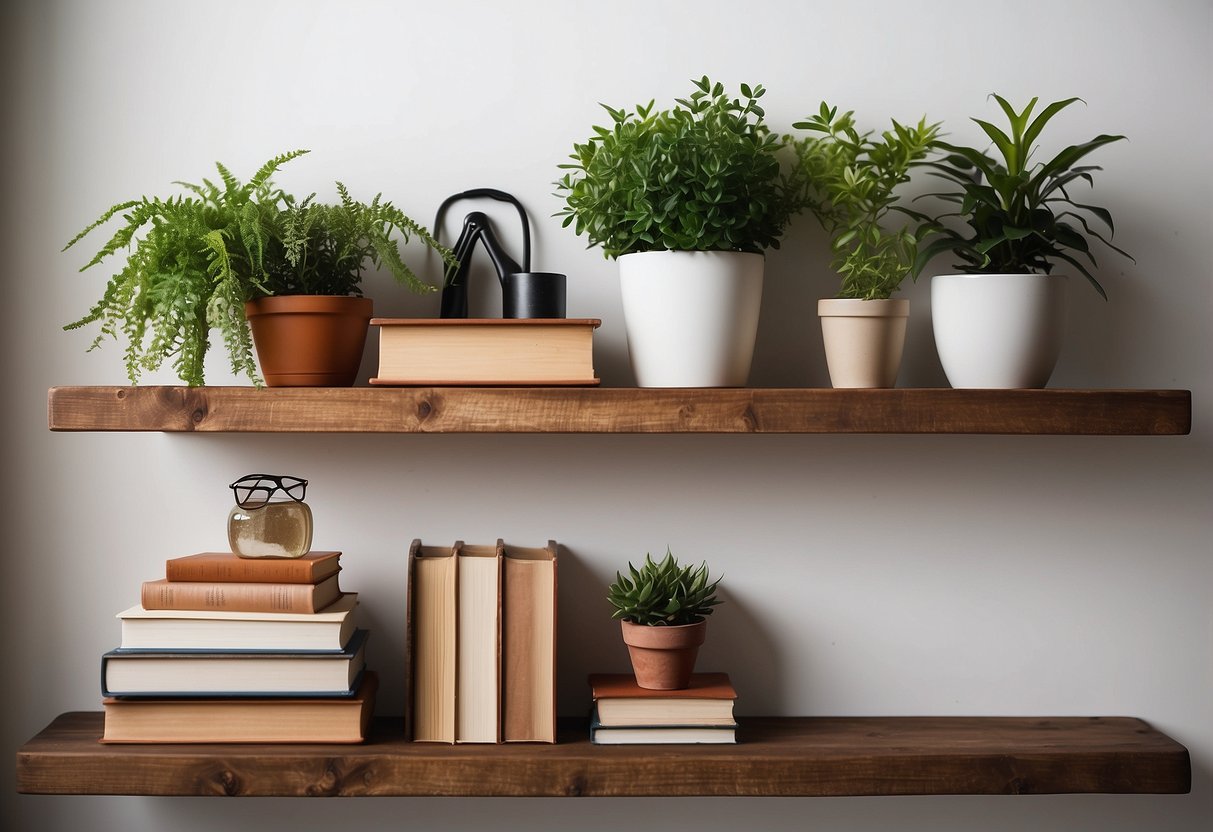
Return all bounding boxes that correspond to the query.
[369,319,600,386]
[456,541,502,743]
[101,672,378,744]
[502,540,557,743]
[407,540,457,743]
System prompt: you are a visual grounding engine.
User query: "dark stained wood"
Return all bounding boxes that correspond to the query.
[16,713,1191,797]
[47,386,1192,435]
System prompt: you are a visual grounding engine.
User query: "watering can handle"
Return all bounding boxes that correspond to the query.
[433,188,530,272]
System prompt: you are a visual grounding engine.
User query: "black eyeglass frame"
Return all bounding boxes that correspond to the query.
[229,474,308,509]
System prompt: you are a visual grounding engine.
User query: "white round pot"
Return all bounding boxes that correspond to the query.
[931,274,1066,389]
[818,298,909,389]
[618,251,764,387]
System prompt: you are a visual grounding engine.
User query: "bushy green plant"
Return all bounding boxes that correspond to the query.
[266,183,454,297]
[64,151,454,386]
[911,94,1131,298]
[556,77,799,258]
[793,104,940,300]
[64,151,306,386]
[607,549,721,626]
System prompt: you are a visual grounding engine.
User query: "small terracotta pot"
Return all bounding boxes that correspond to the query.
[620,619,707,690]
[245,295,373,387]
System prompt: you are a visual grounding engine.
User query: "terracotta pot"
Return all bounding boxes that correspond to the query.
[620,619,707,690]
[245,295,373,387]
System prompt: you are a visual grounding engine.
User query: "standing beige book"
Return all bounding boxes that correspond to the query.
[502,540,557,743]
[406,540,456,742]
[369,319,600,385]
[456,541,502,743]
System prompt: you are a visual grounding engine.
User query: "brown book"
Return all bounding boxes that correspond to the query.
[165,551,341,584]
[589,672,737,726]
[101,672,378,744]
[406,540,457,743]
[456,541,502,744]
[369,318,600,386]
[502,540,557,743]
[141,573,341,614]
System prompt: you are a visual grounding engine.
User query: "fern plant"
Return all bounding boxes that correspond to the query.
[64,151,455,386]
[64,151,306,386]
[266,183,455,297]
[793,104,941,300]
[607,549,722,626]
[556,77,799,258]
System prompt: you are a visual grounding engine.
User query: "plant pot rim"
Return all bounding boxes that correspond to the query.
[618,250,765,262]
[245,294,373,315]
[932,273,1069,281]
[620,617,708,649]
[818,298,909,317]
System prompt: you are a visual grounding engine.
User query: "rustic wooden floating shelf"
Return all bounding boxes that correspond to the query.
[47,386,1191,435]
[16,713,1190,797]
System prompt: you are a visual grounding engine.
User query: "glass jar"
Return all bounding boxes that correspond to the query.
[228,500,313,558]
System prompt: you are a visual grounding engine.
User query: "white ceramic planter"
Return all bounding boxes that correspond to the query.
[931,274,1067,389]
[817,298,909,389]
[618,251,764,387]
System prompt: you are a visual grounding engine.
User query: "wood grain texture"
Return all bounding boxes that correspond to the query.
[47,386,1192,435]
[16,713,1191,797]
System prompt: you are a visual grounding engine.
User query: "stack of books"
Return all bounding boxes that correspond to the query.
[100,551,376,743]
[588,672,738,745]
[407,539,557,743]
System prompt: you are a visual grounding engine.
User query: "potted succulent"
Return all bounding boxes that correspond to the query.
[911,95,1131,388]
[792,104,940,388]
[607,549,721,690]
[64,151,453,387]
[557,77,799,387]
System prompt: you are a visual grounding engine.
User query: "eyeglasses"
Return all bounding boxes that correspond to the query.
[229,474,308,509]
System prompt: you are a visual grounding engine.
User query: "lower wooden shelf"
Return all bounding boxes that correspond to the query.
[16,713,1190,797]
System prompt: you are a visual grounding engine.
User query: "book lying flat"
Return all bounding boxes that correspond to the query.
[589,672,737,726]
[101,629,368,697]
[589,707,737,745]
[101,672,379,744]
[369,318,600,386]
[116,593,358,652]
[140,573,342,614]
[165,551,341,584]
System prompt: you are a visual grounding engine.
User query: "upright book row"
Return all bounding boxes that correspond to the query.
[407,539,557,743]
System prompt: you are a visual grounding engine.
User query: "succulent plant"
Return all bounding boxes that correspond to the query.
[607,549,721,626]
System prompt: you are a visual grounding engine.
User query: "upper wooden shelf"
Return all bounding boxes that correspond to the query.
[47,386,1191,435]
[16,713,1190,797]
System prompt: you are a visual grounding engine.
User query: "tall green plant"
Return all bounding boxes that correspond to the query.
[64,151,307,386]
[911,95,1130,298]
[793,104,940,300]
[556,77,799,258]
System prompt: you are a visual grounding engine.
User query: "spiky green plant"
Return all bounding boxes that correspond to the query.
[556,76,799,258]
[607,549,722,626]
[909,94,1131,298]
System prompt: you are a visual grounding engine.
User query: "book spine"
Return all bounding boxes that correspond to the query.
[165,560,325,583]
[141,581,323,613]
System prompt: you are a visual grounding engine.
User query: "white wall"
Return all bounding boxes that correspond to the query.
[3,0,1210,829]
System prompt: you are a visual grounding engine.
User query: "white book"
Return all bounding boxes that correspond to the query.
[456,543,501,743]
[117,593,358,651]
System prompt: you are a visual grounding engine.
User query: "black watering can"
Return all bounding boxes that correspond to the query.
[434,189,566,319]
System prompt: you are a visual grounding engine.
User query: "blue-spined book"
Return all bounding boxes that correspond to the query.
[101,629,368,698]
